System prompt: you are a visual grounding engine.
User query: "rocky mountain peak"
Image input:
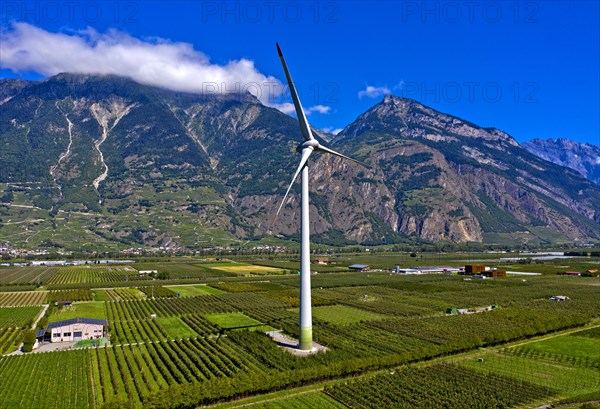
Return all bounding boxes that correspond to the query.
[26,73,260,106]
[337,94,519,147]
[522,137,600,185]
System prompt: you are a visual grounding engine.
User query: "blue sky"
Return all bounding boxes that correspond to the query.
[1,0,598,145]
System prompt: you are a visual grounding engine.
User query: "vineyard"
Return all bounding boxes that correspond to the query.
[95,337,268,407]
[0,306,42,327]
[324,364,554,408]
[46,289,93,303]
[0,291,46,306]
[460,329,600,399]
[0,266,57,285]
[165,285,224,297]
[0,259,598,409]
[139,286,177,298]
[0,305,42,354]
[0,349,95,408]
[0,289,93,307]
[0,327,23,354]
[47,266,140,285]
[0,262,300,290]
[101,288,146,301]
[233,392,347,408]
[462,350,600,398]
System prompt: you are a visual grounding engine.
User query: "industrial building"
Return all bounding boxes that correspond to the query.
[46,318,108,343]
[461,264,506,278]
[349,264,370,272]
[393,266,460,274]
[464,264,486,274]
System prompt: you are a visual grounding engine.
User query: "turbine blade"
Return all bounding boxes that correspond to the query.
[276,43,314,141]
[276,148,313,216]
[315,144,368,167]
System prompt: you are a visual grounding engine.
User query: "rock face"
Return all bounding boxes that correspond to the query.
[522,138,600,185]
[1,75,599,248]
[323,95,600,244]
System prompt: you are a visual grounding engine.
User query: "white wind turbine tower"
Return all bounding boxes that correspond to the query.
[275,43,365,351]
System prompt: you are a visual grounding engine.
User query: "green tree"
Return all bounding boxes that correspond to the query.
[22,330,36,353]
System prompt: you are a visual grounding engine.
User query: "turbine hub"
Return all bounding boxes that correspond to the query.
[296,139,319,152]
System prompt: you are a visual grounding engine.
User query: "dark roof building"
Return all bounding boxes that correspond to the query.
[46,318,108,343]
[47,318,108,330]
[349,264,370,271]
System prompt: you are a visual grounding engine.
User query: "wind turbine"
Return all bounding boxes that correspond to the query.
[275,43,364,351]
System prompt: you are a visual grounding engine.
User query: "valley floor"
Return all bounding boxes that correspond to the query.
[0,256,598,409]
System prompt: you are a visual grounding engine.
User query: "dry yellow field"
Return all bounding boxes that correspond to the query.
[206,263,287,275]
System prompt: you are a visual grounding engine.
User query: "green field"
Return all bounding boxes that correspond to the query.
[74,338,110,348]
[243,392,347,408]
[522,334,600,360]
[462,352,599,399]
[92,290,110,301]
[155,316,198,339]
[312,304,387,325]
[206,312,274,331]
[165,285,224,297]
[48,301,106,323]
[460,329,600,400]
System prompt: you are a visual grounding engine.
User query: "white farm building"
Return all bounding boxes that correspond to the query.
[47,318,108,343]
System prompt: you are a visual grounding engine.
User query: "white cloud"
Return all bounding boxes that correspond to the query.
[0,22,284,104]
[267,103,331,116]
[358,85,391,99]
[322,127,343,135]
[266,102,295,114]
[305,105,331,115]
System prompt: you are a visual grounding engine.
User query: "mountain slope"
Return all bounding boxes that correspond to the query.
[0,78,32,104]
[323,95,600,243]
[0,74,307,248]
[522,138,600,185]
[1,76,598,249]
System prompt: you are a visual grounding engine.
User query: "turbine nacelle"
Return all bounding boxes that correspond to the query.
[296,139,319,153]
[276,139,366,217]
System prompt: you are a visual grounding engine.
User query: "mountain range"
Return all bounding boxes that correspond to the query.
[1,74,599,249]
[522,138,600,185]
